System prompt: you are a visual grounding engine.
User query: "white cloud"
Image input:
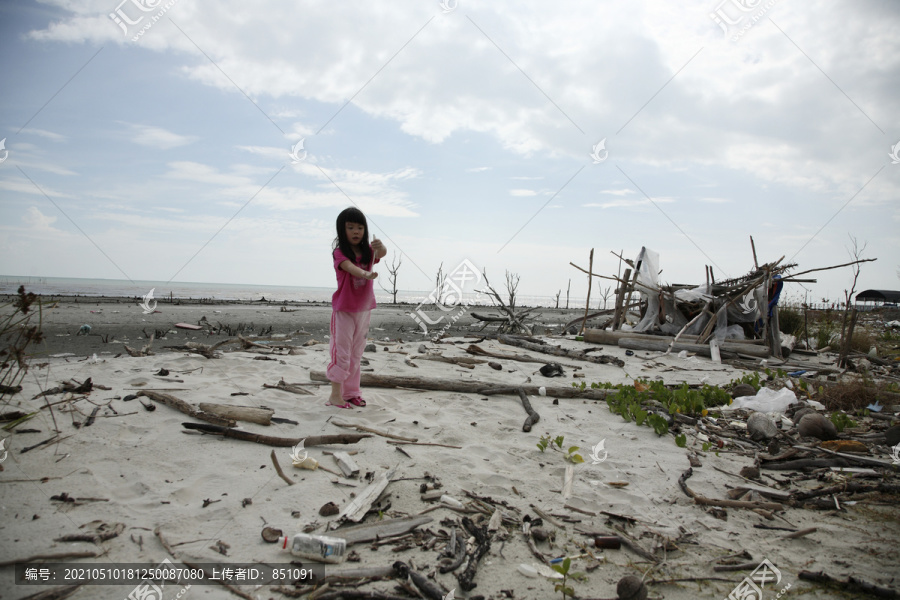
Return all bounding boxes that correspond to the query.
[510,189,538,197]
[128,124,198,149]
[22,206,58,230]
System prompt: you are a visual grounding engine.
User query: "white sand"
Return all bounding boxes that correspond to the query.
[1,328,897,599]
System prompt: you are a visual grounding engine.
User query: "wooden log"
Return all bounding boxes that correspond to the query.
[181,422,370,447]
[497,335,625,366]
[584,328,766,347]
[617,337,770,359]
[308,370,615,400]
[199,403,274,426]
[336,516,433,545]
[332,451,360,478]
[465,345,580,369]
[137,391,236,427]
[333,466,397,524]
[580,248,594,335]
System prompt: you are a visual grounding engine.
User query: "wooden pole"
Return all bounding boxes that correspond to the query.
[580,249,594,335]
[750,236,759,270]
[612,268,632,331]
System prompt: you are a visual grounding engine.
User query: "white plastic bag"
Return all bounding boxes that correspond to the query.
[722,387,799,413]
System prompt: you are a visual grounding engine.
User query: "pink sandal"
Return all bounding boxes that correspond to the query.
[348,397,367,407]
[326,400,353,409]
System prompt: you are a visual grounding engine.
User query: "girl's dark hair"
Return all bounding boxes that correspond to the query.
[333,207,372,267]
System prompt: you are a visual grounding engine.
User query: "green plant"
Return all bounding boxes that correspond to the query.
[564,446,584,464]
[551,557,583,600]
[675,434,687,448]
[1,286,46,402]
[830,411,857,432]
[537,435,583,463]
[778,306,804,337]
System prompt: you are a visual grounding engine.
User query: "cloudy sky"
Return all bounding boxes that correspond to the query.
[1,0,898,304]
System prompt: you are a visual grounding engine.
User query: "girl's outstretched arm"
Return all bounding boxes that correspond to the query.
[339,260,377,280]
[371,237,387,260]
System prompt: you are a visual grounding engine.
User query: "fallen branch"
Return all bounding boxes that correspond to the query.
[20,585,83,600]
[137,391,235,427]
[262,380,315,396]
[309,370,614,400]
[458,517,492,591]
[517,388,540,432]
[331,419,417,442]
[270,449,295,486]
[497,335,624,367]
[181,422,370,447]
[678,468,783,511]
[798,570,898,598]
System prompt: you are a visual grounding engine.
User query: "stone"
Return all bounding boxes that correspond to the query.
[747,412,778,441]
[798,413,838,441]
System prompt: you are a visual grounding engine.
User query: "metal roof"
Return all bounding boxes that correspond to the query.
[855,289,900,303]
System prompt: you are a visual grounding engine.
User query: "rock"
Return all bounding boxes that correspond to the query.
[884,425,900,447]
[739,465,760,479]
[792,407,816,424]
[488,361,502,371]
[364,343,376,352]
[731,383,757,399]
[798,413,838,441]
[539,363,564,377]
[617,575,648,600]
[319,501,340,517]
[747,412,778,441]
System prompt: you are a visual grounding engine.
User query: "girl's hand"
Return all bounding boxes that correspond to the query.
[371,237,385,254]
[363,271,378,280]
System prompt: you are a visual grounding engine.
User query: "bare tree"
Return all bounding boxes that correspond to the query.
[378,252,402,303]
[565,279,571,309]
[839,236,867,366]
[505,270,520,311]
[554,290,561,309]
[598,285,612,310]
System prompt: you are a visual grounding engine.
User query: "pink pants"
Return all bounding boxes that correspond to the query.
[326,310,371,400]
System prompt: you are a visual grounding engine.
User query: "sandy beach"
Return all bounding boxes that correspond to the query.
[1,296,898,600]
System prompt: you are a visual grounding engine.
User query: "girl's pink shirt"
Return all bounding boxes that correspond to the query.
[332,247,379,312]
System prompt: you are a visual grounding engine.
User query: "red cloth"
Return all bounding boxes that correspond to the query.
[331,247,379,312]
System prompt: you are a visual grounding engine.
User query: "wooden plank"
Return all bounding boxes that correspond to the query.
[175,322,203,330]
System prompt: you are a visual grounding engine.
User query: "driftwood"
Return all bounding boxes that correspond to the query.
[392,561,445,600]
[412,355,485,368]
[309,370,615,400]
[798,570,899,598]
[336,516,433,545]
[181,422,370,447]
[32,378,93,399]
[439,526,467,573]
[678,468,783,511]
[617,337,769,359]
[333,466,397,524]
[55,522,124,543]
[517,388,540,432]
[137,391,235,427]
[0,551,101,567]
[791,481,900,502]
[497,335,625,367]
[458,517,492,591]
[263,380,315,396]
[465,344,580,369]
[199,403,274,425]
[331,419,418,442]
[332,451,360,477]
[270,449,295,486]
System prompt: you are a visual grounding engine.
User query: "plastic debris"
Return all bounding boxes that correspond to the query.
[722,387,799,413]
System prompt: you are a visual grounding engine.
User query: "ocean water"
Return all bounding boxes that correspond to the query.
[0,276,579,308]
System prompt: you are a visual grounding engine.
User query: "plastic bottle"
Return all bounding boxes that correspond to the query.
[279,533,347,564]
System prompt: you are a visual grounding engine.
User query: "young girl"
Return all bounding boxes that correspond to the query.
[326,207,386,408]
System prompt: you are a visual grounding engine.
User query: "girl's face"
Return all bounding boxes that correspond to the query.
[345,222,366,247]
